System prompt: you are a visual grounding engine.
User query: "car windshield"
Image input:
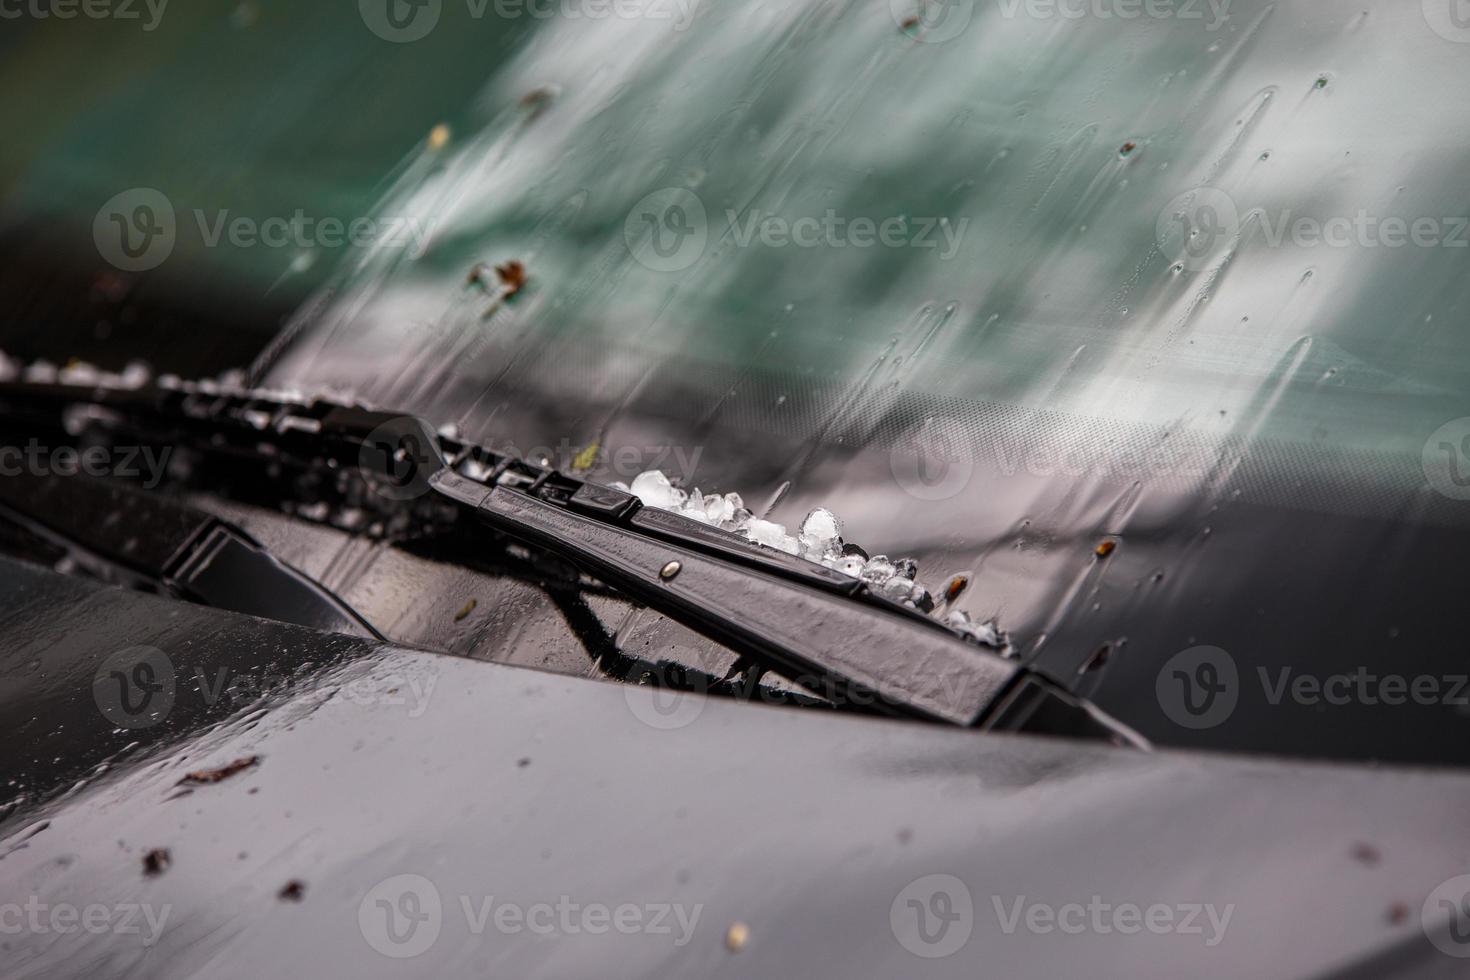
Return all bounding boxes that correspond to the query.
[3,0,1469,764]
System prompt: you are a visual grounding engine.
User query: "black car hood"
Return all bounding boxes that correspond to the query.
[2,557,1467,979]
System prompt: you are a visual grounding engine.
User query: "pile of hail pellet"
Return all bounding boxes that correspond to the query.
[611,470,1004,649]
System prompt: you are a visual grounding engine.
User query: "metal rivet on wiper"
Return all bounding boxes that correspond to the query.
[659,560,681,581]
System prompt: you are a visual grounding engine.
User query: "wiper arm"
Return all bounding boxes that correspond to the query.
[0,377,1146,745]
[466,481,1140,741]
[472,482,1005,724]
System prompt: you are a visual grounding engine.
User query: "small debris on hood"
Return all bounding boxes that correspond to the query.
[519,85,559,116]
[278,880,306,901]
[570,440,601,472]
[454,598,478,622]
[1386,902,1409,925]
[1351,842,1381,866]
[142,848,171,876]
[942,573,971,604]
[179,755,259,785]
[465,261,527,300]
[1081,644,1112,673]
[1094,539,1117,559]
[427,123,451,151]
[1119,141,1138,157]
[495,261,528,298]
[725,921,750,952]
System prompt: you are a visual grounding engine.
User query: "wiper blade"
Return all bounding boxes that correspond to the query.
[475,483,1003,724]
[0,376,1145,744]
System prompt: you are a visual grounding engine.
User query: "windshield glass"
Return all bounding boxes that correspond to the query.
[4,0,1469,764]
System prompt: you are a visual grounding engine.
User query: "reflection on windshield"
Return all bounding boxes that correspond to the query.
[270,0,1470,506]
[254,0,1470,760]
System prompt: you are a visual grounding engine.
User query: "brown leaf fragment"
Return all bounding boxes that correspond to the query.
[179,756,259,785]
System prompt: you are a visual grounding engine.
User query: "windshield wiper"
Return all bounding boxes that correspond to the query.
[0,376,1146,746]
